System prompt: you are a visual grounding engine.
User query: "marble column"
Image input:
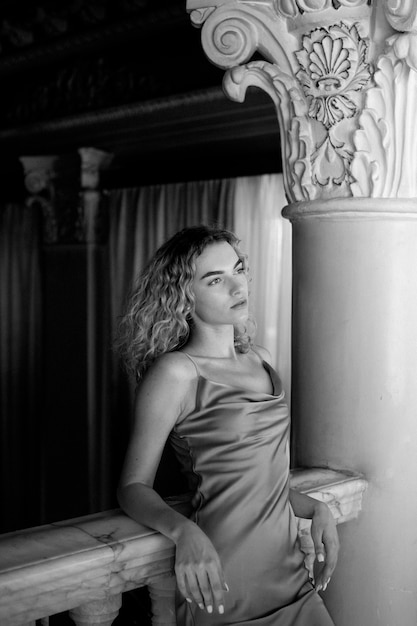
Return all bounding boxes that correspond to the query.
[186,1,417,624]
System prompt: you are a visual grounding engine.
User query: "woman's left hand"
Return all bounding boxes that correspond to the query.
[310,501,340,592]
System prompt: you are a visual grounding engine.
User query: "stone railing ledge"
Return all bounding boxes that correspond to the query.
[0,510,174,626]
[290,467,368,524]
[0,468,367,626]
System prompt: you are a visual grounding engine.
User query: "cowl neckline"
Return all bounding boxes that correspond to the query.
[182,351,283,400]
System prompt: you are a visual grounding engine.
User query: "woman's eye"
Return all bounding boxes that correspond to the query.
[208,277,221,286]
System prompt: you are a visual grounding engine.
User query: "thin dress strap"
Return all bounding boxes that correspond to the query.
[180,351,200,376]
[251,346,265,364]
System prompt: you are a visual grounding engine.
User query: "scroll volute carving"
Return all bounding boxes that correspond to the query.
[187,0,417,202]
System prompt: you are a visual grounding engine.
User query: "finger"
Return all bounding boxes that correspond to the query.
[187,569,208,609]
[315,540,339,589]
[324,533,339,569]
[310,524,325,563]
[176,565,204,608]
[206,564,227,614]
[175,568,193,604]
[315,576,331,593]
[320,552,338,583]
[184,568,214,613]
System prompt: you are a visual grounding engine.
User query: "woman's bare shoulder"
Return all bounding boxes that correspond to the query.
[252,344,272,364]
[140,351,198,391]
[134,351,198,426]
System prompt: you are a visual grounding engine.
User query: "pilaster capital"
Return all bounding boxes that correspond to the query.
[78,147,113,244]
[187,0,417,202]
[79,147,113,190]
[19,155,60,243]
[19,150,113,244]
[20,155,58,195]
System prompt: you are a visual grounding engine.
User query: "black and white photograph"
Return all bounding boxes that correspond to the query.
[1,1,415,625]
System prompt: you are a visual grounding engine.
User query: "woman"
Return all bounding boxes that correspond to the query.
[116,225,339,625]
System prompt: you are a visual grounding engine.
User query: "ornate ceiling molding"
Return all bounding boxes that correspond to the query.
[0,2,185,76]
[1,87,280,178]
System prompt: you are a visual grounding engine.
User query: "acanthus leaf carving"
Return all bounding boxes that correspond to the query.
[387,31,417,72]
[383,0,417,33]
[312,133,353,189]
[351,38,417,199]
[224,59,317,202]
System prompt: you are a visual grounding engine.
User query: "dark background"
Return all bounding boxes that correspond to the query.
[0,0,281,194]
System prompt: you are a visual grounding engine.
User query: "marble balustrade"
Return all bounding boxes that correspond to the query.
[0,468,367,626]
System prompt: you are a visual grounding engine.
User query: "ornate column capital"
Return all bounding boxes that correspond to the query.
[20,154,60,243]
[20,155,58,195]
[20,149,113,244]
[79,147,113,191]
[187,0,417,202]
[79,147,113,244]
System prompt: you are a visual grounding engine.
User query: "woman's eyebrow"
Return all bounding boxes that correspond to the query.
[200,259,242,280]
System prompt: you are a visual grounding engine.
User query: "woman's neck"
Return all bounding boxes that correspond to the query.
[185,325,237,359]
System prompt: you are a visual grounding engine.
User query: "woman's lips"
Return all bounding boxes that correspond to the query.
[231,299,247,309]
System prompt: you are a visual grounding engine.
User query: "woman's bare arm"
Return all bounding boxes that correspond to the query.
[117,352,227,615]
[289,489,339,591]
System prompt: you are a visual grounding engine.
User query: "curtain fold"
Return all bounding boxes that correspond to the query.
[108,179,236,347]
[107,174,292,409]
[0,175,291,530]
[233,173,292,400]
[0,202,43,532]
[106,179,236,493]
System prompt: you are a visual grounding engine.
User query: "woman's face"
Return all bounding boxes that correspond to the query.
[191,241,249,328]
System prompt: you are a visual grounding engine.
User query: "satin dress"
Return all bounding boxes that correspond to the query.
[168,352,335,626]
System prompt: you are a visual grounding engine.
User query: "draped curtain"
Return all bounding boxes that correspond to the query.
[0,174,291,531]
[108,173,290,382]
[107,173,291,440]
[106,179,237,492]
[0,202,43,532]
[108,178,236,352]
[234,173,291,399]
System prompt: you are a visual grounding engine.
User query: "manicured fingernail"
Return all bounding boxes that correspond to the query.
[198,603,204,610]
[317,553,324,562]
[315,584,323,592]
[207,605,213,614]
[219,605,224,614]
[323,583,328,591]
[186,598,192,603]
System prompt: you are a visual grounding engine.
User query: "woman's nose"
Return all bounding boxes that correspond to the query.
[229,276,243,295]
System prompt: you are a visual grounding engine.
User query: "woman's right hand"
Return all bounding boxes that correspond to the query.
[174,522,228,615]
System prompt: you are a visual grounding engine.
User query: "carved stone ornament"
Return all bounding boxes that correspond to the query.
[79,147,113,244]
[187,0,417,202]
[20,151,111,244]
[20,155,60,243]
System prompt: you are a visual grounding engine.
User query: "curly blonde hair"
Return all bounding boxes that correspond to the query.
[115,225,255,379]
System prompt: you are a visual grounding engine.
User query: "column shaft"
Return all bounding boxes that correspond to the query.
[288,198,417,625]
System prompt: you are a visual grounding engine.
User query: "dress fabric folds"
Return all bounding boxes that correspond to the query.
[169,353,335,626]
